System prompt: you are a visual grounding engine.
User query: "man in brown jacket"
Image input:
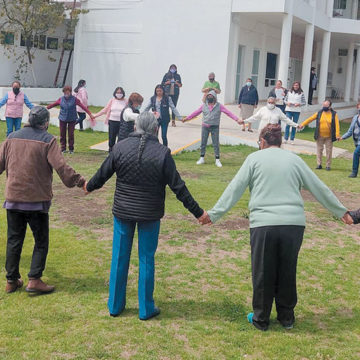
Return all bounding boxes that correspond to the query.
[0,106,86,294]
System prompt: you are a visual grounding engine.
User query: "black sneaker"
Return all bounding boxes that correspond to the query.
[325,167,331,171]
[315,165,322,170]
[348,173,357,178]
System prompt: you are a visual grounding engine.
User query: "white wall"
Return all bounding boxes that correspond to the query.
[0,23,72,88]
[72,0,232,114]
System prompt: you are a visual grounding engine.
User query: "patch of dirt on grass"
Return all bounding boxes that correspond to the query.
[51,184,111,228]
[179,170,200,179]
[217,217,249,231]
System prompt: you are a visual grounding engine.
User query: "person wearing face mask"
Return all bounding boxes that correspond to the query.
[118,92,144,142]
[268,80,288,114]
[338,103,360,178]
[183,90,239,167]
[94,87,128,152]
[298,100,340,171]
[0,106,87,294]
[161,64,182,127]
[284,81,306,145]
[73,79,88,131]
[47,86,96,154]
[238,78,259,132]
[239,97,299,132]
[0,81,34,136]
[144,85,182,147]
[202,72,221,102]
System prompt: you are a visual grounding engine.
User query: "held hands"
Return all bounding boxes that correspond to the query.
[182,116,188,123]
[298,124,304,130]
[198,211,212,225]
[341,212,354,225]
[83,181,89,195]
[237,119,244,125]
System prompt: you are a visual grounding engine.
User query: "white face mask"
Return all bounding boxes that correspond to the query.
[115,93,124,99]
[267,103,275,110]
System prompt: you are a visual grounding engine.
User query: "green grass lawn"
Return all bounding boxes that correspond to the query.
[0,121,359,359]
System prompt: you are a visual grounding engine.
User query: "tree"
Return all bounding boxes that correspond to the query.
[0,0,66,86]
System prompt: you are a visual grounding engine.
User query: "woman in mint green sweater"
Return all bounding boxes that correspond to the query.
[204,124,348,331]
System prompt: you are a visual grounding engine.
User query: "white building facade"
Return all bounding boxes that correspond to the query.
[73,0,359,113]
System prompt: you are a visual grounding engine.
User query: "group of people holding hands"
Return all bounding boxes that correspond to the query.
[1,102,358,332]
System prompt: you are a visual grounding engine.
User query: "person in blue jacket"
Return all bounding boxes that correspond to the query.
[238,78,259,132]
[340,103,360,178]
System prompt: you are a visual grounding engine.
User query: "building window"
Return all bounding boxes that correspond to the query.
[63,38,74,51]
[1,31,15,45]
[47,37,58,50]
[338,49,348,56]
[34,35,46,50]
[266,53,277,80]
[20,33,33,47]
[251,49,260,88]
[334,0,347,10]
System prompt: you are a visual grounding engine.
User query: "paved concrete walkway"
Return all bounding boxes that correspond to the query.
[90,104,348,158]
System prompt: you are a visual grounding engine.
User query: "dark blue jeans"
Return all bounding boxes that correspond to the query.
[76,112,86,130]
[158,119,169,147]
[284,112,300,141]
[108,217,160,319]
[352,145,360,174]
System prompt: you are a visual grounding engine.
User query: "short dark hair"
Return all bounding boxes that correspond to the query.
[324,99,332,106]
[311,67,316,71]
[246,78,252,82]
[62,85,72,93]
[259,124,282,147]
[113,87,125,98]
[28,106,50,129]
[12,81,21,87]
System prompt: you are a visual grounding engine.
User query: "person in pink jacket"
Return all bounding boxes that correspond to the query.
[0,81,34,136]
[94,87,128,152]
[73,79,88,131]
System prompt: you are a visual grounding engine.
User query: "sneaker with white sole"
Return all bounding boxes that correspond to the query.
[215,159,222,168]
[290,141,295,145]
[196,157,205,165]
[284,139,288,144]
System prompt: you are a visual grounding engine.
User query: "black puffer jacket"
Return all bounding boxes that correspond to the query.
[87,133,203,221]
[118,106,139,141]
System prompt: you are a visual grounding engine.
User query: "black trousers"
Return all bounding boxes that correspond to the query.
[169,94,179,120]
[250,225,304,330]
[6,210,49,281]
[108,120,121,151]
[308,88,314,105]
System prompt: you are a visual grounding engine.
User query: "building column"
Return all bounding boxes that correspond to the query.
[301,24,315,103]
[352,46,360,102]
[72,11,84,86]
[327,0,334,17]
[344,42,355,102]
[317,31,331,103]
[278,13,293,87]
[352,0,359,19]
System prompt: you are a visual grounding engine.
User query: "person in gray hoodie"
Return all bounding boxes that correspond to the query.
[183,90,239,167]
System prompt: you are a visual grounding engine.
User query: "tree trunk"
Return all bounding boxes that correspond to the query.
[54,45,66,87]
[26,46,37,86]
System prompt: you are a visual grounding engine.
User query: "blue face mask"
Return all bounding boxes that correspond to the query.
[135,105,141,111]
[246,82,252,87]
[170,68,176,74]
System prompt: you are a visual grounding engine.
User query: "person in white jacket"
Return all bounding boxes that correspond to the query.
[239,97,299,132]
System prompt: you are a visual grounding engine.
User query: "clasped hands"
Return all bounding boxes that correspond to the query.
[198,210,212,225]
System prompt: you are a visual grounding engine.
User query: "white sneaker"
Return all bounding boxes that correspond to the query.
[284,139,288,144]
[215,159,222,168]
[196,157,205,165]
[290,141,295,145]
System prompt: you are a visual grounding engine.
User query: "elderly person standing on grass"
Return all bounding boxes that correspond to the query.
[84,111,205,320]
[0,106,86,294]
[238,78,259,132]
[239,97,299,131]
[199,124,349,331]
[298,100,340,171]
[47,85,96,154]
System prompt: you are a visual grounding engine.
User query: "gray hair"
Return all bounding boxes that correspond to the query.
[136,111,158,135]
[209,72,215,77]
[29,106,50,129]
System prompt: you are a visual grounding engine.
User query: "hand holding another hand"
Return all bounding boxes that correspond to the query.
[83,181,89,195]
[198,211,212,226]
[341,212,354,225]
